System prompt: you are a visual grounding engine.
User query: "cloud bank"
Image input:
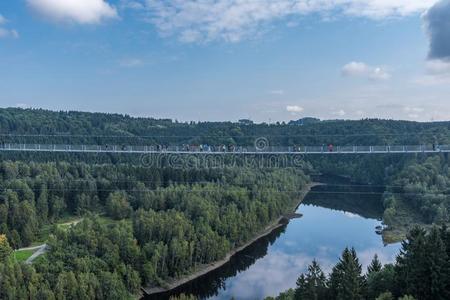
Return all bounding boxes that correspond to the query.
[425,0,450,60]
[124,0,439,43]
[342,62,391,81]
[27,0,118,24]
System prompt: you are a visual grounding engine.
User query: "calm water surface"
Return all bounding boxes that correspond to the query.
[148,177,401,300]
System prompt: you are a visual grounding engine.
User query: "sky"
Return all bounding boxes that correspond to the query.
[0,0,450,123]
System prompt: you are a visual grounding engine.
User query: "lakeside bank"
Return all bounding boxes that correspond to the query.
[142,182,318,297]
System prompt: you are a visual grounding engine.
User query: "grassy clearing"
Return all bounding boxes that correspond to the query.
[14,249,36,262]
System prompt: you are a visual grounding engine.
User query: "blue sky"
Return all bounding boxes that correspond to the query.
[1,0,450,122]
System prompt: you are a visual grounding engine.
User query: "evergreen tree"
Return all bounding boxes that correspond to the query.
[367,254,382,274]
[395,227,426,297]
[295,260,327,300]
[329,248,365,300]
[395,226,449,300]
[423,227,449,300]
[367,264,395,300]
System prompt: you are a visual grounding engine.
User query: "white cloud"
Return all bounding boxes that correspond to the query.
[270,90,285,95]
[342,61,391,81]
[119,58,144,67]
[0,14,7,25]
[0,14,18,39]
[286,105,304,114]
[415,59,450,85]
[333,109,346,117]
[370,67,391,80]
[342,61,369,76]
[128,0,438,43]
[404,106,424,119]
[404,106,424,113]
[27,0,118,24]
[426,59,450,74]
[0,28,19,39]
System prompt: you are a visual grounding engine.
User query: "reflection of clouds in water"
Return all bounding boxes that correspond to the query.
[343,211,362,219]
[317,245,332,255]
[358,247,399,271]
[214,245,399,299]
[283,240,297,247]
[206,202,401,300]
[209,243,400,299]
[217,251,334,300]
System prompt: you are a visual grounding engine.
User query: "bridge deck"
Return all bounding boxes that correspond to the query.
[0,144,449,154]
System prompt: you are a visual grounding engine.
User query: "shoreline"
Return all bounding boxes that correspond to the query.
[142,182,318,296]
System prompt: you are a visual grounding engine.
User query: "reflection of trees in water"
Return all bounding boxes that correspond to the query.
[303,176,385,220]
[145,176,385,300]
[144,225,287,300]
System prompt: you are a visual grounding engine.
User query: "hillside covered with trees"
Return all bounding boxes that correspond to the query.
[0,158,309,299]
[1,108,450,298]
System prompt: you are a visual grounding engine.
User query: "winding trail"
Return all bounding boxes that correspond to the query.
[15,244,48,264]
[25,244,48,264]
[16,218,82,264]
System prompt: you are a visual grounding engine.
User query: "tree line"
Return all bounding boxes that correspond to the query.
[1,108,450,147]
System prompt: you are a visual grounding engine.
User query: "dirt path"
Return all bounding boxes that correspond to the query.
[25,244,48,264]
[59,218,83,227]
[16,219,82,264]
[17,244,45,252]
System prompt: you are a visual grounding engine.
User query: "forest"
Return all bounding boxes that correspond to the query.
[0,157,309,299]
[1,107,450,147]
[1,108,450,299]
[266,225,450,300]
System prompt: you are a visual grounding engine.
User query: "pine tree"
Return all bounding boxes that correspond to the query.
[424,227,448,300]
[394,227,426,297]
[295,260,327,300]
[367,254,382,274]
[329,247,366,300]
[395,226,449,300]
[367,264,395,300]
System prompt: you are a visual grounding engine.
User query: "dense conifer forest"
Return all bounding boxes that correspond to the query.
[1,108,450,299]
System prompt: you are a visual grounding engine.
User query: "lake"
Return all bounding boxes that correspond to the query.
[147,176,401,299]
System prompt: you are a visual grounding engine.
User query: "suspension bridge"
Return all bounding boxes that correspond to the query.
[0,144,449,154]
